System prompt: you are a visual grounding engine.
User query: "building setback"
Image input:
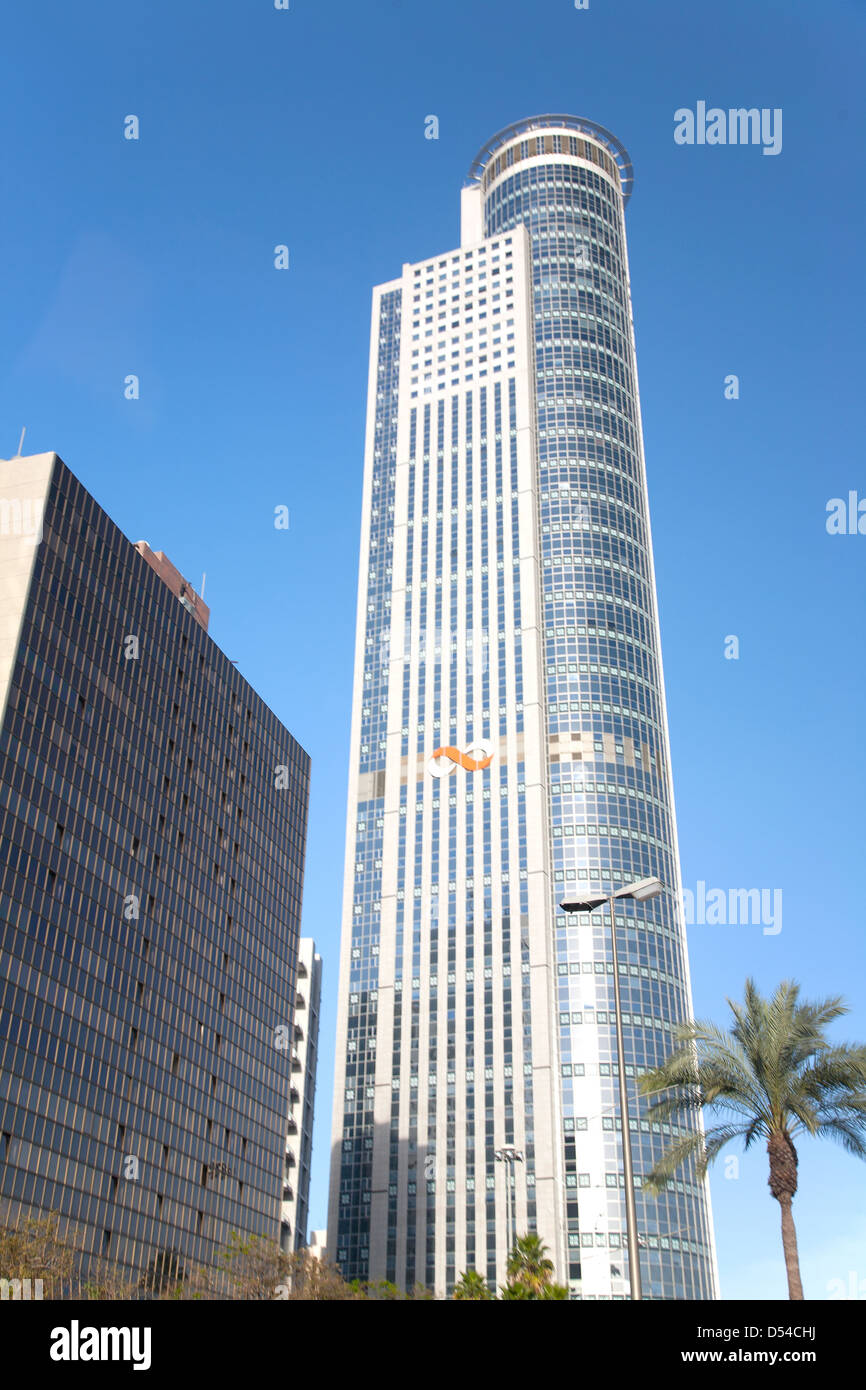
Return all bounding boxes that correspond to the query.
[328,115,718,1299]
[281,938,322,1252]
[0,451,309,1286]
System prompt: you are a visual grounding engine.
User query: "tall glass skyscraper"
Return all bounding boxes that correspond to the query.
[328,116,718,1300]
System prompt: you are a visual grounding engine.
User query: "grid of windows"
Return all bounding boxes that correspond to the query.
[330,234,555,1295]
[337,288,402,1279]
[0,458,309,1283]
[330,118,717,1302]
[482,131,715,1300]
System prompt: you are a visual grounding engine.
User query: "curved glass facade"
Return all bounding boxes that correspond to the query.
[478,122,716,1299]
[330,117,717,1300]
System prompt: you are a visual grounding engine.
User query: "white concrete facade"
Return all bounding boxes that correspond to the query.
[0,452,55,731]
[281,939,322,1251]
[329,118,718,1301]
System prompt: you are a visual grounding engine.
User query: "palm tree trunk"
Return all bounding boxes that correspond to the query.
[777,1194,804,1299]
[767,1130,804,1299]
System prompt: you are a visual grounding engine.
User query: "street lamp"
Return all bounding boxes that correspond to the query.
[559,875,663,1301]
[494,1147,524,1265]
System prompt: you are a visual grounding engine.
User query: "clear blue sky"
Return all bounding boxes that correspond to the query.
[2,0,864,1300]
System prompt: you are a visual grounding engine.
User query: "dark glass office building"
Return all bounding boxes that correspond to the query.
[0,451,309,1285]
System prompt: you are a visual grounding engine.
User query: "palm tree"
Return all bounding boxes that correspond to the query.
[452,1269,494,1300]
[638,978,866,1299]
[500,1233,568,1300]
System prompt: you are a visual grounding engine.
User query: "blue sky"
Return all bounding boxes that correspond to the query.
[2,0,864,1299]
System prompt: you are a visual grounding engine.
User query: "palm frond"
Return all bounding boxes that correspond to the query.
[640,1022,769,1126]
[815,1117,866,1160]
[796,1045,866,1100]
[644,1123,746,1193]
[640,977,866,1194]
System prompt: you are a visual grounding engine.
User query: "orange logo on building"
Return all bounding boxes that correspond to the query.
[427,740,495,778]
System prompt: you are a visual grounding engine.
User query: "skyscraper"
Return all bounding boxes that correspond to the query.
[328,116,718,1300]
[0,451,310,1286]
[281,938,322,1252]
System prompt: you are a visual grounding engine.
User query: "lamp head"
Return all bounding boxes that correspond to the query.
[560,889,608,913]
[618,876,663,902]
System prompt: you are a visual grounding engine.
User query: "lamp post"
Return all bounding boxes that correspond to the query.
[559,875,663,1301]
[494,1146,524,1267]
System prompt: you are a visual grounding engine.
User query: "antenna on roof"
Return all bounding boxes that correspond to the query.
[200,573,206,599]
[15,428,26,458]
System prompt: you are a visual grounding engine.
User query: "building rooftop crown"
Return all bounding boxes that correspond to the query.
[465,113,634,205]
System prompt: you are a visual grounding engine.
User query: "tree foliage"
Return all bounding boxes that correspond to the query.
[638,977,866,1298]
